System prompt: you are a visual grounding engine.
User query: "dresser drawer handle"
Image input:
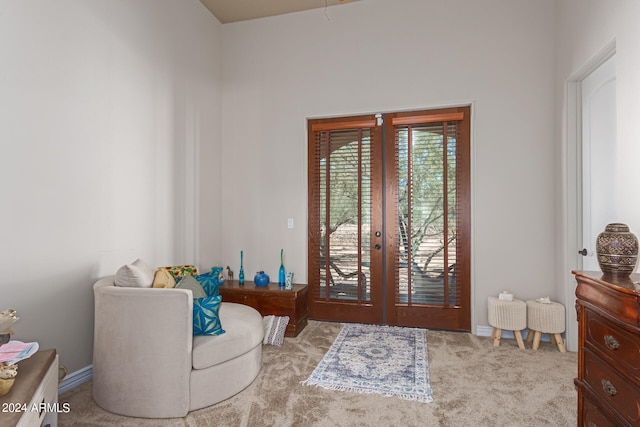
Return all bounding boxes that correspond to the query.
[604,335,619,350]
[588,423,596,427]
[601,379,617,396]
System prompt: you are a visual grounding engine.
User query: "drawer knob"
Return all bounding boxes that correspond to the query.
[588,423,596,427]
[601,379,617,396]
[604,335,620,350]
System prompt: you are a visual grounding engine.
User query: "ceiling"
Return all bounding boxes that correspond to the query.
[199,0,359,24]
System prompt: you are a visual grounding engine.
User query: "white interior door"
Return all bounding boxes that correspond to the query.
[580,54,617,271]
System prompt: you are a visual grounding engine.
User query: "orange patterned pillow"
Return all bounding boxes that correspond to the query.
[158,265,198,281]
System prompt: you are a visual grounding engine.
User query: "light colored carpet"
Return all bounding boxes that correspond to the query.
[59,321,577,426]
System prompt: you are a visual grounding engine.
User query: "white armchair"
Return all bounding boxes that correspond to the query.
[92,275,263,418]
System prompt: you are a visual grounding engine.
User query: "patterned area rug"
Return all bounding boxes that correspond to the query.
[301,323,433,403]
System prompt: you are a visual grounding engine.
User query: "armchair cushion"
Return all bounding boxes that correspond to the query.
[193,295,225,336]
[176,275,207,298]
[152,268,176,288]
[195,267,224,297]
[114,259,154,287]
[159,265,198,280]
[192,303,263,369]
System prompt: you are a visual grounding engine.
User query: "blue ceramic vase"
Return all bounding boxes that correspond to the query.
[254,271,270,286]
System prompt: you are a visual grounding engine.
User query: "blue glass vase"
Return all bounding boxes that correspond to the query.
[238,250,244,285]
[278,249,286,286]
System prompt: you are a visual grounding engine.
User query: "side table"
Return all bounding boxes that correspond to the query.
[0,349,59,427]
[219,280,308,337]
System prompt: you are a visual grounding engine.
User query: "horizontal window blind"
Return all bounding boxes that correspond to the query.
[393,112,465,307]
[308,117,375,305]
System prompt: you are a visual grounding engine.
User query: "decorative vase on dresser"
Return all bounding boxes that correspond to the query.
[595,223,638,276]
[572,270,640,426]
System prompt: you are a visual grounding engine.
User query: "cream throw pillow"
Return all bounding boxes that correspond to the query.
[152,268,176,288]
[114,259,155,288]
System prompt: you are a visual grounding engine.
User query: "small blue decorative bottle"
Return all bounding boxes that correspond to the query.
[239,250,245,285]
[278,249,286,286]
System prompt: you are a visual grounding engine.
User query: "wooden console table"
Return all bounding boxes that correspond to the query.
[0,349,59,427]
[219,280,308,337]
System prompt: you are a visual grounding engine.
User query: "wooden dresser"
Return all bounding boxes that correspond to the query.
[0,349,59,427]
[218,280,308,337]
[573,271,640,426]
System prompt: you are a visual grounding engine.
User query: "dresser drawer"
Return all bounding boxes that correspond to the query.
[585,309,640,383]
[582,394,618,427]
[583,349,640,425]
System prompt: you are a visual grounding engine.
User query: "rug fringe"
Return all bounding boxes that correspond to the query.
[300,380,434,404]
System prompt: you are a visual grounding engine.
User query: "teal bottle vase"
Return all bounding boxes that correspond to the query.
[278,249,286,286]
[239,250,244,284]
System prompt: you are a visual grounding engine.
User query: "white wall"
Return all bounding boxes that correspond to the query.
[555,0,640,351]
[0,0,222,373]
[7,0,625,375]
[220,0,556,332]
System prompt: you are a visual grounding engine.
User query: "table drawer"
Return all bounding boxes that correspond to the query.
[17,354,58,427]
[585,309,640,382]
[583,349,640,425]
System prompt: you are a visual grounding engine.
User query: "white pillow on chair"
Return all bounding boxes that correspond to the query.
[115,259,155,287]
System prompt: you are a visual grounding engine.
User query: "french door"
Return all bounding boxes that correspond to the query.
[307,107,470,331]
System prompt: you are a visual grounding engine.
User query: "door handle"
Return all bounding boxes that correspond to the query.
[578,248,587,256]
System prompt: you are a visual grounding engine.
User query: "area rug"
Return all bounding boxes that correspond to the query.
[301,323,433,403]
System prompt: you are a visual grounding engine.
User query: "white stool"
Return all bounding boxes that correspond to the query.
[488,297,527,350]
[525,300,566,352]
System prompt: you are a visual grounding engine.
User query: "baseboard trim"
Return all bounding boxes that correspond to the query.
[476,325,494,337]
[59,364,93,395]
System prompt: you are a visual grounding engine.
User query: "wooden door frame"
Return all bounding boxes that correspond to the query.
[307,107,471,331]
[307,115,384,324]
[562,41,617,352]
[384,106,471,331]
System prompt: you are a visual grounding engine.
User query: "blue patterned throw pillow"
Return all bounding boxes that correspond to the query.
[196,267,224,297]
[193,295,225,336]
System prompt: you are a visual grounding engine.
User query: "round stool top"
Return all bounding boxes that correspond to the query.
[526,299,565,334]
[488,297,526,330]
[488,296,526,306]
